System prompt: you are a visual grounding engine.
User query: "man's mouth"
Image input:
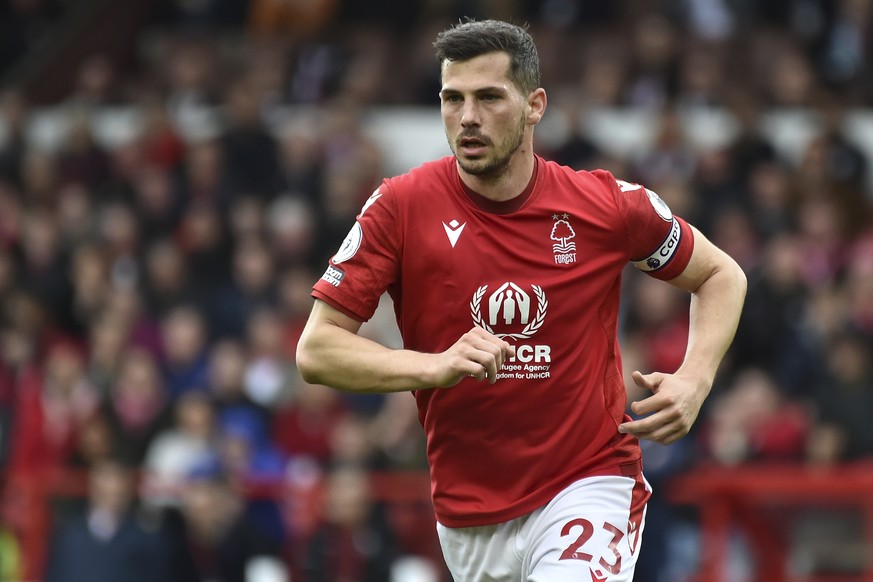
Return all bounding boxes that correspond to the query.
[459,135,488,156]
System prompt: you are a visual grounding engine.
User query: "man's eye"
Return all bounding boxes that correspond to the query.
[481,94,499,101]
[444,95,462,103]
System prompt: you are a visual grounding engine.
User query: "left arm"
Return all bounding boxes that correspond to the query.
[618,225,747,444]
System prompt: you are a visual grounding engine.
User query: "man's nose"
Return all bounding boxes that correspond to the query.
[460,102,480,127]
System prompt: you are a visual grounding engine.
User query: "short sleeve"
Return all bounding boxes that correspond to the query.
[311,183,400,321]
[598,172,695,281]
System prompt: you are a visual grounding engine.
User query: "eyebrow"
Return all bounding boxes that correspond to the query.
[439,85,507,96]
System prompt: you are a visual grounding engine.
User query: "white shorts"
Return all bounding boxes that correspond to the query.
[436,474,651,582]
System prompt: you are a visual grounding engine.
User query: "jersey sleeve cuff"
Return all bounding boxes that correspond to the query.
[311,288,370,323]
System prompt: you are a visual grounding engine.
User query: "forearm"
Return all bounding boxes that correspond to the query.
[677,260,747,387]
[296,320,437,393]
[622,229,747,444]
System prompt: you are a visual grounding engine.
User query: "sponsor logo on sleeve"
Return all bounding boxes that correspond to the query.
[617,178,673,222]
[632,217,681,272]
[333,222,362,264]
[321,265,345,287]
[644,188,673,221]
[332,189,381,264]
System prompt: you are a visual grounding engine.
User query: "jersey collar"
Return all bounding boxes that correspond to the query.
[455,156,540,215]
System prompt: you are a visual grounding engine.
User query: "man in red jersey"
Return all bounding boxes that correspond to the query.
[296,19,746,581]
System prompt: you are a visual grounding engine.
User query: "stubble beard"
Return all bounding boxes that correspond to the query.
[450,114,527,182]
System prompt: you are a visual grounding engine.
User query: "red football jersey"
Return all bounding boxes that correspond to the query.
[312,155,694,527]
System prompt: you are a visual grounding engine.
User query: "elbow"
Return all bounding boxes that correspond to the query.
[734,259,748,300]
[295,337,322,385]
[296,362,320,386]
[713,252,747,301]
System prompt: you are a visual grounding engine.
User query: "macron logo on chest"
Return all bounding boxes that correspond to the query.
[442,219,466,248]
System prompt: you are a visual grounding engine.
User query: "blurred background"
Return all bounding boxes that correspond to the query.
[0,0,872,581]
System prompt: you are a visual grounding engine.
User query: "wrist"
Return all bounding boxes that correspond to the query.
[675,366,715,392]
[403,350,440,389]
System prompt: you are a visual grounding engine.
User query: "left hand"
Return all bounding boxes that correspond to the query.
[618,370,709,445]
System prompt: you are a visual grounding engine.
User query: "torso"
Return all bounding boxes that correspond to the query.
[313,155,692,526]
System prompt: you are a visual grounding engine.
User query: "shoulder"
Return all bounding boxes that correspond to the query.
[537,158,625,212]
[382,156,455,197]
[539,158,620,192]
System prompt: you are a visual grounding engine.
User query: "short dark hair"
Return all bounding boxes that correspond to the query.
[433,19,540,96]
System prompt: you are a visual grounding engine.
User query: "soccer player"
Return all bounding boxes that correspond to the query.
[296,19,747,581]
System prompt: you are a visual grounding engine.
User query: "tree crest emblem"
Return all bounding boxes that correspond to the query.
[550,213,576,256]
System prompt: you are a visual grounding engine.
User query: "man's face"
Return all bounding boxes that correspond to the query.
[439,52,529,179]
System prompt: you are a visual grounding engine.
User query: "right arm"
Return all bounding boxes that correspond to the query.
[296,299,515,393]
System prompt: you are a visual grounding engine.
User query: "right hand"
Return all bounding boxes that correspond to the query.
[429,327,516,387]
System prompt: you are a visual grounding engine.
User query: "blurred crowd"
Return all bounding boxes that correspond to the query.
[1,0,873,581]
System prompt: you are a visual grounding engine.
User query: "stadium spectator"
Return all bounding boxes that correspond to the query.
[206,337,271,423]
[176,201,232,289]
[301,464,399,582]
[807,329,873,462]
[64,54,123,111]
[214,406,289,550]
[218,79,283,200]
[625,13,681,108]
[6,341,97,479]
[208,235,278,339]
[271,373,348,468]
[142,391,218,509]
[66,242,112,335]
[276,264,321,355]
[133,169,186,248]
[44,459,171,582]
[266,195,320,269]
[69,410,114,471]
[365,391,428,471]
[142,238,198,317]
[172,464,285,582]
[0,89,27,189]
[159,304,211,397]
[243,306,296,408]
[55,183,97,249]
[276,120,326,207]
[731,232,809,383]
[699,368,810,465]
[99,347,172,465]
[55,114,111,190]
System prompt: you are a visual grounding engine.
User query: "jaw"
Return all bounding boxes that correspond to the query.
[455,146,494,172]
[456,150,511,182]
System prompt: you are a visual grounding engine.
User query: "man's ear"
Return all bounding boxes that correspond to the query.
[526,88,547,125]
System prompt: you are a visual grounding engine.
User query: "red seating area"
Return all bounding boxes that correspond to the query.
[668,462,873,582]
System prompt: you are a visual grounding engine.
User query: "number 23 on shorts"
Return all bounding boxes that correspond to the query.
[559,517,628,578]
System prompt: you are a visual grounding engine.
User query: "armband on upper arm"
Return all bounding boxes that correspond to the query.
[632,217,683,273]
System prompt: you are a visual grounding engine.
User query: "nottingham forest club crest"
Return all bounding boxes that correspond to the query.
[551,214,576,265]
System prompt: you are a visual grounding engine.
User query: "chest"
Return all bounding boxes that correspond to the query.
[395,201,626,335]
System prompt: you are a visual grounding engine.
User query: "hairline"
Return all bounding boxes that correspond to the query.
[433,19,541,97]
[438,52,524,94]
